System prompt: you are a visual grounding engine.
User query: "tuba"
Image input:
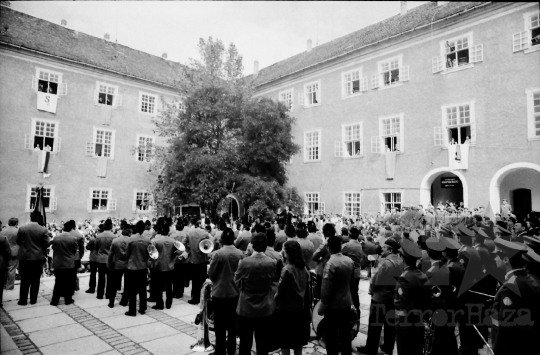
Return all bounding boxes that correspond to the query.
[148,244,159,260]
[423,286,442,355]
[199,239,214,254]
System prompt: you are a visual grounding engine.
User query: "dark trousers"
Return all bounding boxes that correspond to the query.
[458,295,484,355]
[19,259,44,304]
[172,263,189,297]
[431,309,458,355]
[0,268,6,306]
[190,263,208,302]
[106,269,128,304]
[350,277,360,311]
[238,314,271,355]
[97,263,109,298]
[395,314,424,355]
[87,261,98,291]
[324,307,352,355]
[213,297,239,355]
[127,269,147,313]
[152,269,173,308]
[365,299,396,353]
[73,260,81,292]
[51,268,76,304]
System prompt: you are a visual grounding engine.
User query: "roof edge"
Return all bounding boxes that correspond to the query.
[254,1,491,89]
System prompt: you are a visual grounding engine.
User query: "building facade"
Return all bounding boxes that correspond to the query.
[0,6,182,223]
[253,2,540,219]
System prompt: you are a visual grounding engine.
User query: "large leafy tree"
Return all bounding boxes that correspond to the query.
[151,37,301,219]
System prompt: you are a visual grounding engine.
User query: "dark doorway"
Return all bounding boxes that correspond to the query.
[513,188,532,222]
[431,172,464,207]
[230,198,239,220]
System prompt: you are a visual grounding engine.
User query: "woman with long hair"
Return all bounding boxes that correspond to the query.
[275,240,310,355]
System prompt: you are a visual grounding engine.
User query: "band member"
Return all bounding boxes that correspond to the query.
[85,224,101,294]
[95,219,116,299]
[68,220,85,293]
[424,237,457,355]
[318,226,354,355]
[358,237,402,355]
[150,225,176,310]
[490,238,540,355]
[125,221,151,317]
[0,223,12,307]
[185,219,210,304]
[171,220,189,298]
[50,222,78,306]
[107,229,130,308]
[394,239,430,355]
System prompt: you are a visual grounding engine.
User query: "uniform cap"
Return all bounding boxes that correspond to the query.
[492,238,527,257]
[471,227,489,240]
[456,225,475,237]
[440,237,460,250]
[426,237,445,251]
[384,237,399,250]
[496,225,512,236]
[523,235,540,254]
[523,247,540,264]
[400,238,422,259]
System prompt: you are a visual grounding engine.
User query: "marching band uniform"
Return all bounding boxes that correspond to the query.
[170,225,189,298]
[85,233,99,294]
[94,223,116,299]
[50,230,78,306]
[490,238,540,355]
[106,230,129,307]
[125,230,151,316]
[185,226,210,304]
[394,239,430,355]
[150,233,176,309]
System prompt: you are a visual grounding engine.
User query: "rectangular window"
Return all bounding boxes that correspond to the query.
[444,36,470,69]
[446,104,471,144]
[527,88,540,140]
[91,190,109,211]
[279,89,294,111]
[343,123,362,157]
[304,130,321,162]
[305,193,320,214]
[33,120,56,151]
[94,129,114,158]
[140,93,157,114]
[383,192,401,211]
[343,69,361,97]
[380,59,400,86]
[381,117,401,152]
[344,192,361,216]
[37,70,59,95]
[137,135,155,162]
[136,192,154,211]
[530,13,540,47]
[304,81,320,107]
[97,83,116,106]
[29,187,51,210]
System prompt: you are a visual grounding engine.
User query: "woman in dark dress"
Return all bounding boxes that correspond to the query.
[275,240,310,355]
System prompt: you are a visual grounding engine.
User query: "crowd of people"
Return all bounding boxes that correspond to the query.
[0,202,539,355]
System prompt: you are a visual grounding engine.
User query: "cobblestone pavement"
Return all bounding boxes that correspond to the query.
[1,272,491,355]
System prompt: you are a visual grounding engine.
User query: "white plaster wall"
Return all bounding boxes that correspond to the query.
[499,169,540,211]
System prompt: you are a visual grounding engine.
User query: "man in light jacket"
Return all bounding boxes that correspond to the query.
[95,219,116,299]
[107,229,130,308]
[50,222,78,306]
[0,218,18,291]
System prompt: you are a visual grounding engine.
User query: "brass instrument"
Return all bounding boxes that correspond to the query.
[190,279,214,352]
[147,244,159,260]
[423,286,442,355]
[199,239,214,254]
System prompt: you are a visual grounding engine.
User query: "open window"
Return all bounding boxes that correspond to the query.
[381,116,402,152]
[440,101,476,146]
[94,82,121,108]
[25,119,61,153]
[343,123,363,157]
[303,81,321,107]
[26,185,56,213]
[342,68,362,98]
[87,189,116,212]
[37,71,59,94]
[304,192,320,214]
[445,37,470,68]
[87,128,115,159]
[433,33,483,73]
[133,191,155,212]
[382,192,402,212]
[381,58,400,86]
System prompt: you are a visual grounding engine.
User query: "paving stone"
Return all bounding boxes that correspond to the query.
[40,335,113,355]
[110,338,132,346]
[18,312,76,333]
[140,333,196,355]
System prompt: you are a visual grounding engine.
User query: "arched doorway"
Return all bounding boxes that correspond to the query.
[420,167,468,208]
[217,193,244,221]
[489,163,540,220]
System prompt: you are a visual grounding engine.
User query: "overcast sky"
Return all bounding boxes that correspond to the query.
[11,1,427,75]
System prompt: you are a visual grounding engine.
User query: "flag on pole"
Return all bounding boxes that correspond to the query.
[32,185,47,226]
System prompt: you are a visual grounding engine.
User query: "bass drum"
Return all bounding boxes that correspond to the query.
[311,300,360,341]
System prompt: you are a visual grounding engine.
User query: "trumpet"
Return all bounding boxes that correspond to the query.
[431,285,442,298]
[148,244,159,260]
[174,240,186,252]
[199,239,214,254]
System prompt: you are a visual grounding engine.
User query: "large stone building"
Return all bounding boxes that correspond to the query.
[252,1,540,219]
[0,5,182,223]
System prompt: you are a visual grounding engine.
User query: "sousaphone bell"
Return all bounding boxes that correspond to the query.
[148,244,159,260]
[199,239,214,254]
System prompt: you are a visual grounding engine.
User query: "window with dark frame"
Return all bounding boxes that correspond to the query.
[531,13,540,46]
[92,190,109,211]
[383,192,401,211]
[38,71,59,95]
[98,84,115,106]
[445,37,469,69]
[344,71,361,96]
[446,105,471,144]
[29,187,51,210]
[381,117,400,151]
[33,121,55,151]
[136,192,153,211]
[305,193,320,214]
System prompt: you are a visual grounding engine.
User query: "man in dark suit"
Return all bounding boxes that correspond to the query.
[107,229,130,308]
[16,212,50,305]
[264,229,283,296]
[95,219,116,299]
[125,221,151,316]
[149,224,176,310]
[208,227,244,355]
[342,227,365,314]
[0,223,12,307]
[318,226,354,355]
[235,233,276,355]
[69,220,85,293]
[185,219,210,304]
[234,224,252,252]
[50,222,78,306]
[85,224,102,294]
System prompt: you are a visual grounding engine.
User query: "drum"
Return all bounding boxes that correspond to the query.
[311,300,360,341]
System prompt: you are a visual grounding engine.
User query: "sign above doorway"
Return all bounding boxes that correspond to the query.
[441,177,461,188]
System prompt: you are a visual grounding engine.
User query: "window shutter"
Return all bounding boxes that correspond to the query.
[298,93,304,106]
[512,31,529,52]
[470,44,483,63]
[59,83,68,96]
[86,142,95,156]
[343,80,349,97]
[132,196,137,213]
[53,137,61,154]
[360,77,369,92]
[26,192,31,212]
[25,134,35,150]
[31,76,39,91]
[94,89,100,105]
[400,66,410,82]
[470,113,477,144]
[50,197,57,212]
[371,136,380,154]
[371,74,379,89]
[112,95,123,109]
[334,141,342,157]
[434,127,443,146]
[432,55,444,73]
[108,198,117,211]
[87,198,92,212]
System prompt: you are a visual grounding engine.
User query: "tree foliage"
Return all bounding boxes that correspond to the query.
[151,37,301,218]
